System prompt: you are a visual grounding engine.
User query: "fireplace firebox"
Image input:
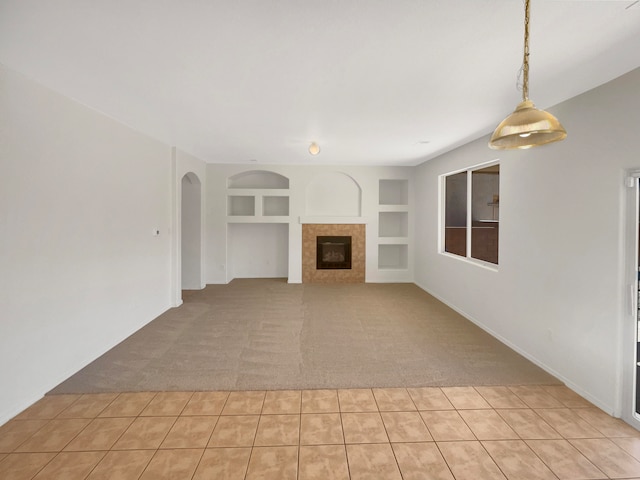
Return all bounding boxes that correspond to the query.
[316,236,352,269]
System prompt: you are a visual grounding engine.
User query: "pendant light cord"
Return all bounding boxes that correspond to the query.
[489,0,567,149]
[522,0,530,101]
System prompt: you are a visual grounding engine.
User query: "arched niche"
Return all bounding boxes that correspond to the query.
[183,171,201,186]
[228,170,289,189]
[305,172,362,216]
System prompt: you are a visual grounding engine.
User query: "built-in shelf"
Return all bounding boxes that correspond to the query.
[227,193,291,220]
[379,179,409,206]
[377,179,410,275]
[378,204,409,213]
[379,212,408,238]
[226,172,290,222]
[377,237,409,245]
[228,195,255,216]
[263,196,289,216]
[227,216,290,224]
[299,216,367,224]
[378,244,408,270]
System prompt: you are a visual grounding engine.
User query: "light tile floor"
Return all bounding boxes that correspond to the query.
[1,385,640,479]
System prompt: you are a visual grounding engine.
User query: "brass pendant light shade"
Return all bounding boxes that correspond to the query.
[489,99,566,150]
[489,0,566,150]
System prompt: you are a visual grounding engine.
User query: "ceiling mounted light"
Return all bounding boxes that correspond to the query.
[308,142,320,155]
[489,0,566,150]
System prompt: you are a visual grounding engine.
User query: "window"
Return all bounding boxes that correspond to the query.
[443,163,499,265]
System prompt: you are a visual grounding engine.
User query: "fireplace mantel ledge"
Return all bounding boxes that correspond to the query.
[299,216,369,225]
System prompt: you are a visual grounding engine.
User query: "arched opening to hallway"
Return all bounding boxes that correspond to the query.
[181,172,201,290]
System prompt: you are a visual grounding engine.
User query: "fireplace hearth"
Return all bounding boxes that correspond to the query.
[317,236,352,269]
[302,224,364,283]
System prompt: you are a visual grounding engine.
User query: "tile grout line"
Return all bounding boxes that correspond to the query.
[7,395,84,454]
[378,388,412,480]
[187,393,223,480]
[523,438,607,480]
[23,393,125,479]
[296,391,302,480]
[472,387,532,480]
[476,386,610,480]
[124,393,188,480]
[446,387,512,480]
[335,389,353,480]
[73,392,158,478]
[5,387,640,479]
[296,390,303,479]
[242,390,267,480]
[478,439,542,480]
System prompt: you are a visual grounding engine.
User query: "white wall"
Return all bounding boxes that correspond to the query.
[306,172,361,216]
[228,224,289,279]
[205,164,414,284]
[414,68,640,417]
[0,65,174,424]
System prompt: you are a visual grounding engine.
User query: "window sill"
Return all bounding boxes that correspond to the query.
[439,251,499,272]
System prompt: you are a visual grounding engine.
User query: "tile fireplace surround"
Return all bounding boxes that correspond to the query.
[302,224,365,283]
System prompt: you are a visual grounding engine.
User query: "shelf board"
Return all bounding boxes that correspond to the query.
[378,204,409,212]
[377,237,409,244]
[227,216,290,223]
[299,216,368,224]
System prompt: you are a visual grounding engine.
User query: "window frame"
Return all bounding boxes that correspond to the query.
[439,160,500,270]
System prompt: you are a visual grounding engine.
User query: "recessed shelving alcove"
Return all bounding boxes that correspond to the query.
[378,244,409,270]
[263,196,289,216]
[227,195,255,216]
[227,171,290,221]
[225,170,291,281]
[379,212,408,237]
[377,179,411,272]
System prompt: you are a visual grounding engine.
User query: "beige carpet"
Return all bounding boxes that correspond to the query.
[49,279,559,394]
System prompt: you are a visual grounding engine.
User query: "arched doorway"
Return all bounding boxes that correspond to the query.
[181,172,201,290]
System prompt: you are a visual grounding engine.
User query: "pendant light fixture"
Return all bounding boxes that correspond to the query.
[489,0,566,150]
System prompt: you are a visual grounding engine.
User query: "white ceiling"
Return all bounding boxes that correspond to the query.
[1,0,639,166]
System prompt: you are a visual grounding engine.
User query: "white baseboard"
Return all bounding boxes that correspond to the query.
[1,303,174,426]
[413,281,614,416]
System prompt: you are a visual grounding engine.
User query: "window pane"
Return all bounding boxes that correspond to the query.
[471,165,499,264]
[445,172,467,257]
